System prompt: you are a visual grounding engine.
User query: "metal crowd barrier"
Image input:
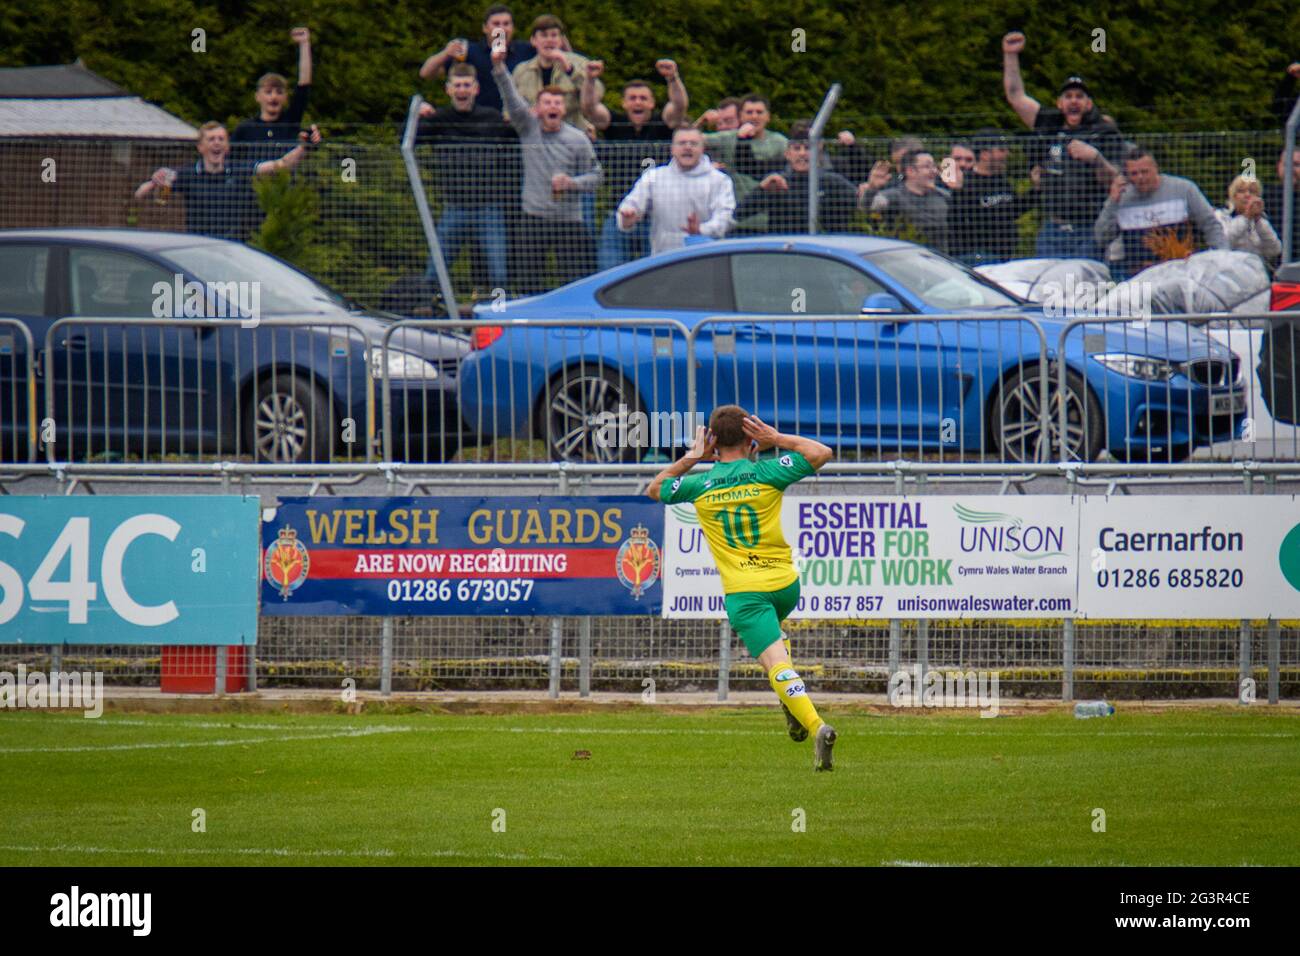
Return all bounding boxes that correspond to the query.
[35,317,375,476]
[4,312,1300,487]
[692,313,1050,464]
[1056,312,1298,473]
[383,317,694,467]
[0,318,36,464]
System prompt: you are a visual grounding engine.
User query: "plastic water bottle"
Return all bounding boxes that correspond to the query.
[1074,701,1115,719]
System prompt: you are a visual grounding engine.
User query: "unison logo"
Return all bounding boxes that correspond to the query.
[50,886,151,936]
[0,666,104,718]
[152,274,261,328]
[954,504,1066,561]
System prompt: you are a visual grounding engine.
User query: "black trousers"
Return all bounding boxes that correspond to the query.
[513,215,596,295]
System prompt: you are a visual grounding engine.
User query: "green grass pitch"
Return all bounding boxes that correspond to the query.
[1,706,1297,866]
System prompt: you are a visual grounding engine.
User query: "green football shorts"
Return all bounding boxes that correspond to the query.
[723,579,802,658]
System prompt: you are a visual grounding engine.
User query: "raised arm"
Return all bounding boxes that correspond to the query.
[292,27,313,86]
[493,50,533,133]
[647,426,715,500]
[743,415,832,469]
[656,59,689,128]
[420,39,462,82]
[1001,32,1040,129]
[581,60,612,131]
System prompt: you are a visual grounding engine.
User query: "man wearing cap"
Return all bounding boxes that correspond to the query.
[947,128,1036,264]
[1001,31,1122,260]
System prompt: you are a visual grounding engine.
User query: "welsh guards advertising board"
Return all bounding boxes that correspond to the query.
[262,496,664,615]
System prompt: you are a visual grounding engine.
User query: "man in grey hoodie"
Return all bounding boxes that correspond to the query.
[1094,145,1226,279]
[617,126,734,255]
[493,42,602,293]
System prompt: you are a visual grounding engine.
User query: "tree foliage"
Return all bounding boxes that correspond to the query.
[3,0,1297,138]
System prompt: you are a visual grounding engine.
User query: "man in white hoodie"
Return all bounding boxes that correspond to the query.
[616,127,735,256]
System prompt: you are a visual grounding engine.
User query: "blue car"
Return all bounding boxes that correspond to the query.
[0,229,469,463]
[458,236,1246,463]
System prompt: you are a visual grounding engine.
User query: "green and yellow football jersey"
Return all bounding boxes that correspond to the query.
[660,451,815,593]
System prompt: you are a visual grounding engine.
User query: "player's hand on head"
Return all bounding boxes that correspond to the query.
[686,425,715,461]
[742,414,778,451]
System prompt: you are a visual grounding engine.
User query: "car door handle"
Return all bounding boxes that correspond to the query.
[60,334,88,352]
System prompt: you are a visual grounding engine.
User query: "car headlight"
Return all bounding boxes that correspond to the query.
[370,347,439,380]
[1092,353,1175,381]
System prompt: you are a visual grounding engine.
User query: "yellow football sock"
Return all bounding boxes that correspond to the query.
[782,633,792,662]
[768,661,824,735]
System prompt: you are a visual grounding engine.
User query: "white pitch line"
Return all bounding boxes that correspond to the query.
[0,843,564,863]
[884,859,964,867]
[0,725,408,754]
[412,725,1300,739]
[0,716,362,732]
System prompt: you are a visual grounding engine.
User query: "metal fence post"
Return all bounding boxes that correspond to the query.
[247,641,257,693]
[1239,619,1252,704]
[1062,619,1075,702]
[917,619,929,679]
[806,83,842,233]
[214,645,227,697]
[1283,96,1300,263]
[579,617,592,699]
[549,618,563,699]
[888,619,901,683]
[717,621,731,702]
[1267,619,1280,705]
[381,617,393,697]
[401,94,459,320]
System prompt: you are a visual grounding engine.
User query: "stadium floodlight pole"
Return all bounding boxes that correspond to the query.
[401,93,460,321]
[807,83,842,234]
[1285,97,1300,263]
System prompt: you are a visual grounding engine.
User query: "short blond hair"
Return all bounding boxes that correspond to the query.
[1227,174,1261,204]
[197,121,226,142]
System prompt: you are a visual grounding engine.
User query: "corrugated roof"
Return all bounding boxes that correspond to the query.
[0,62,128,99]
[0,97,198,139]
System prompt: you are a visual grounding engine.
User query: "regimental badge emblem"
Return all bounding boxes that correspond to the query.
[616,523,661,598]
[265,525,310,599]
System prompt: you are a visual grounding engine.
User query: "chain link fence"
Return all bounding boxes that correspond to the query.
[2,130,1294,309]
[4,618,1294,699]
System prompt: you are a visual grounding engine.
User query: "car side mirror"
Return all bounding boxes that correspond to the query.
[861,293,904,314]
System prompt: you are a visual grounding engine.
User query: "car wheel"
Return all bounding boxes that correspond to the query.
[993,365,1103,463]
[245,373,332,463]
[539,366,643,463]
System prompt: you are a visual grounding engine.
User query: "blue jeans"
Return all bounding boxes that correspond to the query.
[1035,221,1099,260]
[597,213,651,271]
[426,204,507,291]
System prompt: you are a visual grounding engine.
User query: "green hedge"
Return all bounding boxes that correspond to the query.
[4,0,1298,138]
